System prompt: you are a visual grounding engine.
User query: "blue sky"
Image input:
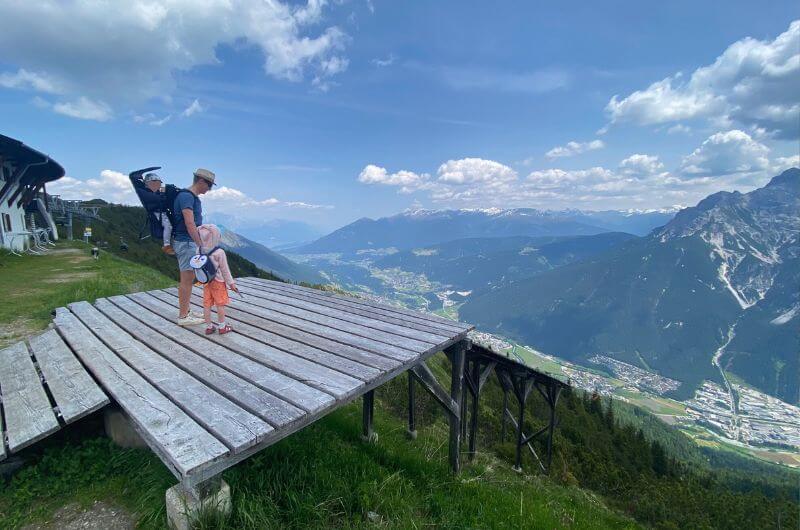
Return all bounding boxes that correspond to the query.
[1,1,798,231]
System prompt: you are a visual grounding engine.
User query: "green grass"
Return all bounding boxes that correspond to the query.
[0,241,173,346]
[507,345,565,377]
[1,399,637,529]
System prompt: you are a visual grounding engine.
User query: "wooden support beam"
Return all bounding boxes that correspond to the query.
[362,390,376,443]
[467,360,480,460]
[407,372,417,439]
[409,362,458,418]
[445,340,467,474]
[503,408,546,473]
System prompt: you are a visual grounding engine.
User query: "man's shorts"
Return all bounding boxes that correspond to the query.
[173,240,198,271]
[203,280,230,308]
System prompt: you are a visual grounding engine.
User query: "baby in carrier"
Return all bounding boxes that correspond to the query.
[129,169,174,255]
[197,224,239,334]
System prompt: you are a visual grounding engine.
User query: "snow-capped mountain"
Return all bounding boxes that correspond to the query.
[295,207,676,254]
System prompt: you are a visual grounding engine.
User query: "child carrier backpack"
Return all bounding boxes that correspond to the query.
[129,166,189,240]
[189,246,222,284]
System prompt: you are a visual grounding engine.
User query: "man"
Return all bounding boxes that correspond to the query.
[173,168,215,326]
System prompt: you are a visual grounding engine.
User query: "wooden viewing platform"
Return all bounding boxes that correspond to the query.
[1,276,570,526]
[2,277,472,512]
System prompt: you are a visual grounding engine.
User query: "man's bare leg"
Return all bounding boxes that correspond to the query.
[179,270,195,318]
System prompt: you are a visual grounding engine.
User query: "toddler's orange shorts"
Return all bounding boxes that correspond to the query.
[203,280,230,308]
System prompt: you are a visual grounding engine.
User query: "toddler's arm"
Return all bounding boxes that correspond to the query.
[214,250,237,290]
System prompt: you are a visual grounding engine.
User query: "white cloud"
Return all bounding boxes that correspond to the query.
[133,112,172,126]
[667,124,691,135]
[355,146,796,211]
[679,130,770,178]
[372,55,395,68]
[52,97,113,121]
[48,170,137,204]
[181,99,204,118]
[436,158,517,185]
[204,185,333,212]
[0,68,64,94]
[150,114,172,126]
[0,0,349,118]
[47,171,331,219]
[605,20,800,138]
[619,154,665,178]
[358,165,430,193]
[545,139,605,159]
[771,155,800,174]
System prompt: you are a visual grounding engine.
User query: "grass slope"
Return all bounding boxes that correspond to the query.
[0,242,173,347]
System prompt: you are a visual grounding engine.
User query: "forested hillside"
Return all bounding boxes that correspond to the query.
[62,201,283,282]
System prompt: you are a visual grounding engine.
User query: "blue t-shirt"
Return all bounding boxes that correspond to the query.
[172,190,202,242]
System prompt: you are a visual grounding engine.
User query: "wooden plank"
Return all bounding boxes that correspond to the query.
[0,341,60,453]
[53,308,229,478]
[118,294,333,414]
[142,292,364,399]
[95,298,304,428]
[244,277,471,332]
[159,287,418,363]
[28,329,109,424]
[241,277,470,331]
[0,417,4,461]
[235,282,451,344]
[187,305,382,382]
[200,285,435,352]
[238,278,464,336]
[68,301,273,454]
[162,290,386,381]
[166,289,398,372]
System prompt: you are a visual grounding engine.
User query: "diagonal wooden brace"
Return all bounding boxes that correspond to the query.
[409,361,459,419]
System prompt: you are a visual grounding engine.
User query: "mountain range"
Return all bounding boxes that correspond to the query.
[461,169,800,403]
[294,208,676,254]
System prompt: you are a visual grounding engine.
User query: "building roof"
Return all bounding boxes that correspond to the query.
[0,134,65,208]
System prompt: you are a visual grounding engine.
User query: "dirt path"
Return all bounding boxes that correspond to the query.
[21,501,135,530]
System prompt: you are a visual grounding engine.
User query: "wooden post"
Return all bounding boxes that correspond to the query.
[461,379,468,439]
[546,386,561,473]
[468,361,480,460]
[500,388,509,442]
[407,371,417,439]
[514,393,525,471]
[512,376,534,472]
[445,340,467,474]
[362,390,376,443]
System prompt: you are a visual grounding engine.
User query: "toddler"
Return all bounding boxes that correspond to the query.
[197,224,239,334]
[142,172,174,255]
